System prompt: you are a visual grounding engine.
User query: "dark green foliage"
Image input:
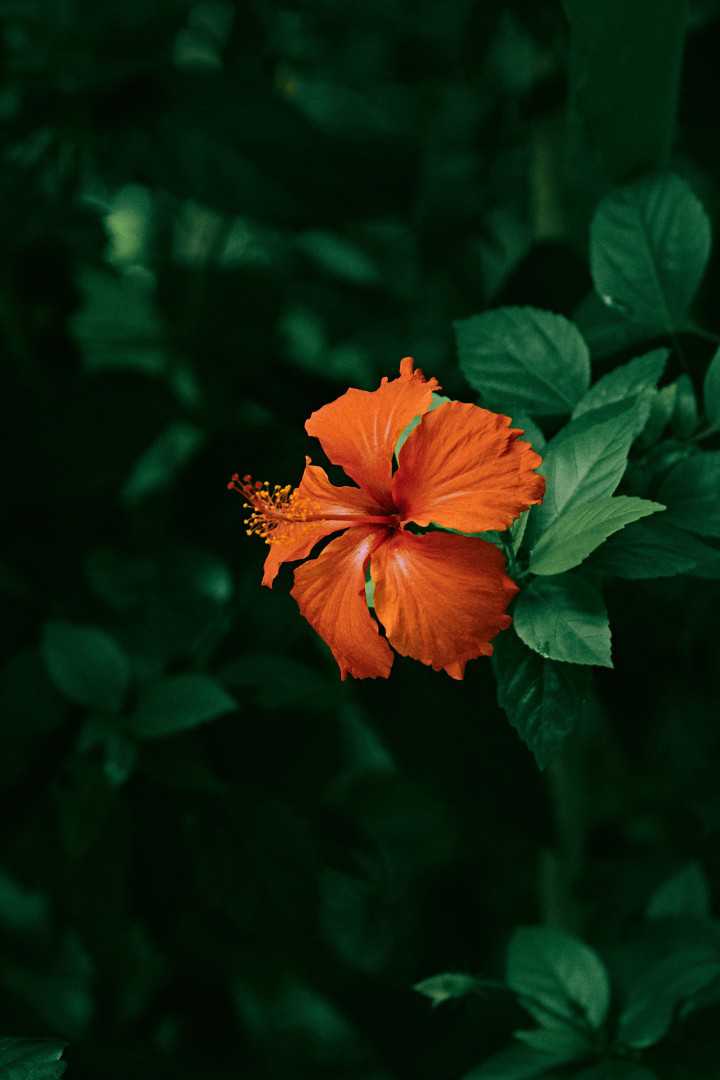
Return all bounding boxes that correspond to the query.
[4,2,720,1079]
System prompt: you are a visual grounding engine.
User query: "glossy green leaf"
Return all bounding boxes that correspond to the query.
[572,349,667,420]
[455,307,590,416]
[618,946,720,1048]
[702,346,720,430]
[128,674,236,738]
[671,373,699,437]
[531,399,641,536]
[513,576,612,667]
[647,862,711,919]
[493,631,593,770]
[590,173,711,333]
[658,452,720,536]
[41,621,129,714]
[507,925,611,1029]
[530,496,664,576]
[0,1038,67,1080]
[593,518,720,578]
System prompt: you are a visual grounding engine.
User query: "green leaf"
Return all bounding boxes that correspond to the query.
[414,972,490,1006]
[531,399,642,537]
[493,631,593,770]
[703,346,720,430]
[618,946,720,1048]
[128,674,236,739]
[571,349,667,420]
[0,1038,67,1080]
[41,621,130,714]
[563,1,687,185]
[512,414,547,451]
[529,496,664,577]
[513,1026,590,1058]
[671,373,699,437]
[122,421,204,503]
[463,1044,575,1080]
[646,862,711,919]
[513,576,612,667]
[574,1065,657,1080]
[220,652,340,711]
[637,382,677,448]
[658,451,720,536]
[593,518,720,579]
[590,173,711,333]
[507,925,611,1030]
[572,290,653,361]
[455,307,590,416]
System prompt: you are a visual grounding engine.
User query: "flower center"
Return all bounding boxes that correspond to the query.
[227,473,316,544]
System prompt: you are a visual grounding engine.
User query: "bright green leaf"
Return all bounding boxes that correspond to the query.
[618,946,720,1049]
[593,518,720,579]
[590,174,711,333]
[513,576,612,667]
[531,399,642,537]
[647,862,711,919]
[0,1038,67,1080]
[671,373,699,437]
[507,925,611,1030]
[702,347,720,430]
[41,621,129,714]
[128,674,236,739]
[658,452,720,536]
[530,496,664,576]
[493,631,593,770]
[572,349,667,419]
[455,307,590,416]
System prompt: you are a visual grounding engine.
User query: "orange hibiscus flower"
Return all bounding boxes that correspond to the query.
[228,358,544,680]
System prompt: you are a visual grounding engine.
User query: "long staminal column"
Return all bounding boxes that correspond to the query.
[227,473,315,544]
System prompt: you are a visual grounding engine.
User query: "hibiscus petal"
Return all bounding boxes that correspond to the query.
[393,401,544,533]
[291,526,394,680]
[262,459,387,587]
[305,357,440,508]
[371,530,518,674]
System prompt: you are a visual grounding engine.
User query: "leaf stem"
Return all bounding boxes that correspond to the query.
[685,321,720,345]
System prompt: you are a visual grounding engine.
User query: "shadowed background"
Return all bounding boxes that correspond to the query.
[2,2,720,1076]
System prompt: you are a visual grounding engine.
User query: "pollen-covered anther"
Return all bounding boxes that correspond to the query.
[227,472,317,544]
